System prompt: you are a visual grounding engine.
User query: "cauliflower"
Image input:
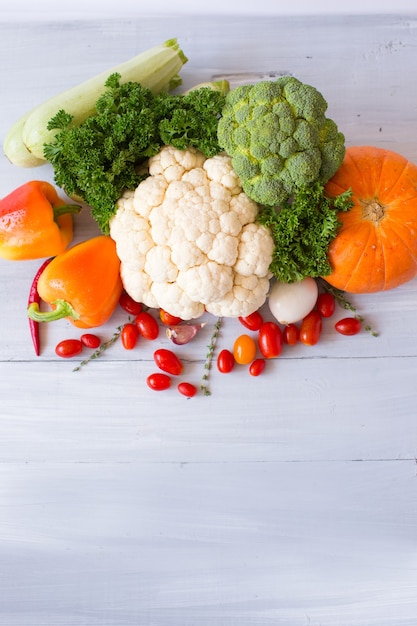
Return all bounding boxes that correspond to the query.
[217,76,345,207]
[109,145,274,319]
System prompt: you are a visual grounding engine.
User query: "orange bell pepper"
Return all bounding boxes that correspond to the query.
[27,235,123,328]
[0,180,81,260]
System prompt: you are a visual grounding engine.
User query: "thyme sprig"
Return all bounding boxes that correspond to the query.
[201,317,223,396]
[73,324,123,371]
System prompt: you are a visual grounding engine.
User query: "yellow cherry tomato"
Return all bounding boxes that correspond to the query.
[233,334,257,365]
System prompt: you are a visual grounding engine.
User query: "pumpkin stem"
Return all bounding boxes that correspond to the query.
[361,198,385,224]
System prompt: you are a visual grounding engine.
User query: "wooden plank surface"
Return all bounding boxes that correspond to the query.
[1,14,417,626]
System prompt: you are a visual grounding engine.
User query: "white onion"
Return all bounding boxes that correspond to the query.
[268,277,318,325]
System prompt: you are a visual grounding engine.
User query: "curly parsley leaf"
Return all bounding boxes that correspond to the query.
[158,88,226,157]
[258,182,353,283]
[43,74,226,234]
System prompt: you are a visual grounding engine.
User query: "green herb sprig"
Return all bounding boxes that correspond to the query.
[201,317,222,396]
[73,324,123,371]
[258,183,353,283]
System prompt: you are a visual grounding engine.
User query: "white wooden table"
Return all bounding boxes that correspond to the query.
[1,13,417,626]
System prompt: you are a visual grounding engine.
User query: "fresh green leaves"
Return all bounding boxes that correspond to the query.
[44,74,226,233]
[258,182,353,283]
[158,87,226,157]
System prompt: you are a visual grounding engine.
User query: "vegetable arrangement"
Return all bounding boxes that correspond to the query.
[1,37,415,397]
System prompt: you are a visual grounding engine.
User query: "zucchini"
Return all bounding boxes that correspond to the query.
[4,38,187,167]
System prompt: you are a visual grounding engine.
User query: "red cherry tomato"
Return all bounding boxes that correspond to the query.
[80,333,101,349]
[316,292,336,318]
[258,321,282,358]
[146,372,171,391]
[335,317,362,336]
[233,334,257,365]
[135,311,159,340]
[283,323,299,345]
[119,291,143,315]
[299,310,322,346]
[55,339,83,358]
[178,382,198,397]
[153,348,184,376]
[238,310,263,332]
[121,323,139,350]
[159,309,183,326]
[249,358,266,377]
[217,349,235,373]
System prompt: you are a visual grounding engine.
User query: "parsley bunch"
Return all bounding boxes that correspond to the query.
[258,182,353,283]
[44,73,226,233]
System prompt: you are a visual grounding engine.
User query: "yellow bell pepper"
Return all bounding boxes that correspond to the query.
[27,236,123,329]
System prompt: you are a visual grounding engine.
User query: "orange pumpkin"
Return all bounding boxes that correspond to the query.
[324,145,417,293]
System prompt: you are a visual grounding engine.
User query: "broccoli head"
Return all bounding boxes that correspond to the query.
[217,76,345,206]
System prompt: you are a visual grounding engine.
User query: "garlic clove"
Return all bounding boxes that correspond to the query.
[166,322,207,345]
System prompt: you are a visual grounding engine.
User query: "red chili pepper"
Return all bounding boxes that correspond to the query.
[27,257,53,356]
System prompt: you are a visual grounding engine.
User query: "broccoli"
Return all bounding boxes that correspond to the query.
[217,76,345,207]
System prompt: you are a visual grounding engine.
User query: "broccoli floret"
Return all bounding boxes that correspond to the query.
[217,76,345,206]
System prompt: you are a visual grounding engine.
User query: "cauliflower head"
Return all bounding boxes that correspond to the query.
[109,146,274,320]
[217,75,345,207]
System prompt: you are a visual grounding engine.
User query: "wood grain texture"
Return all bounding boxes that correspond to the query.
[1,14,417,626]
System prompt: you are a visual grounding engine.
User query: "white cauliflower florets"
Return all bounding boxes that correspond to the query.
[110,146,274,320]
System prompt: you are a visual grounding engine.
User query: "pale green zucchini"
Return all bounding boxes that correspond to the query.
[4,38,187,167]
